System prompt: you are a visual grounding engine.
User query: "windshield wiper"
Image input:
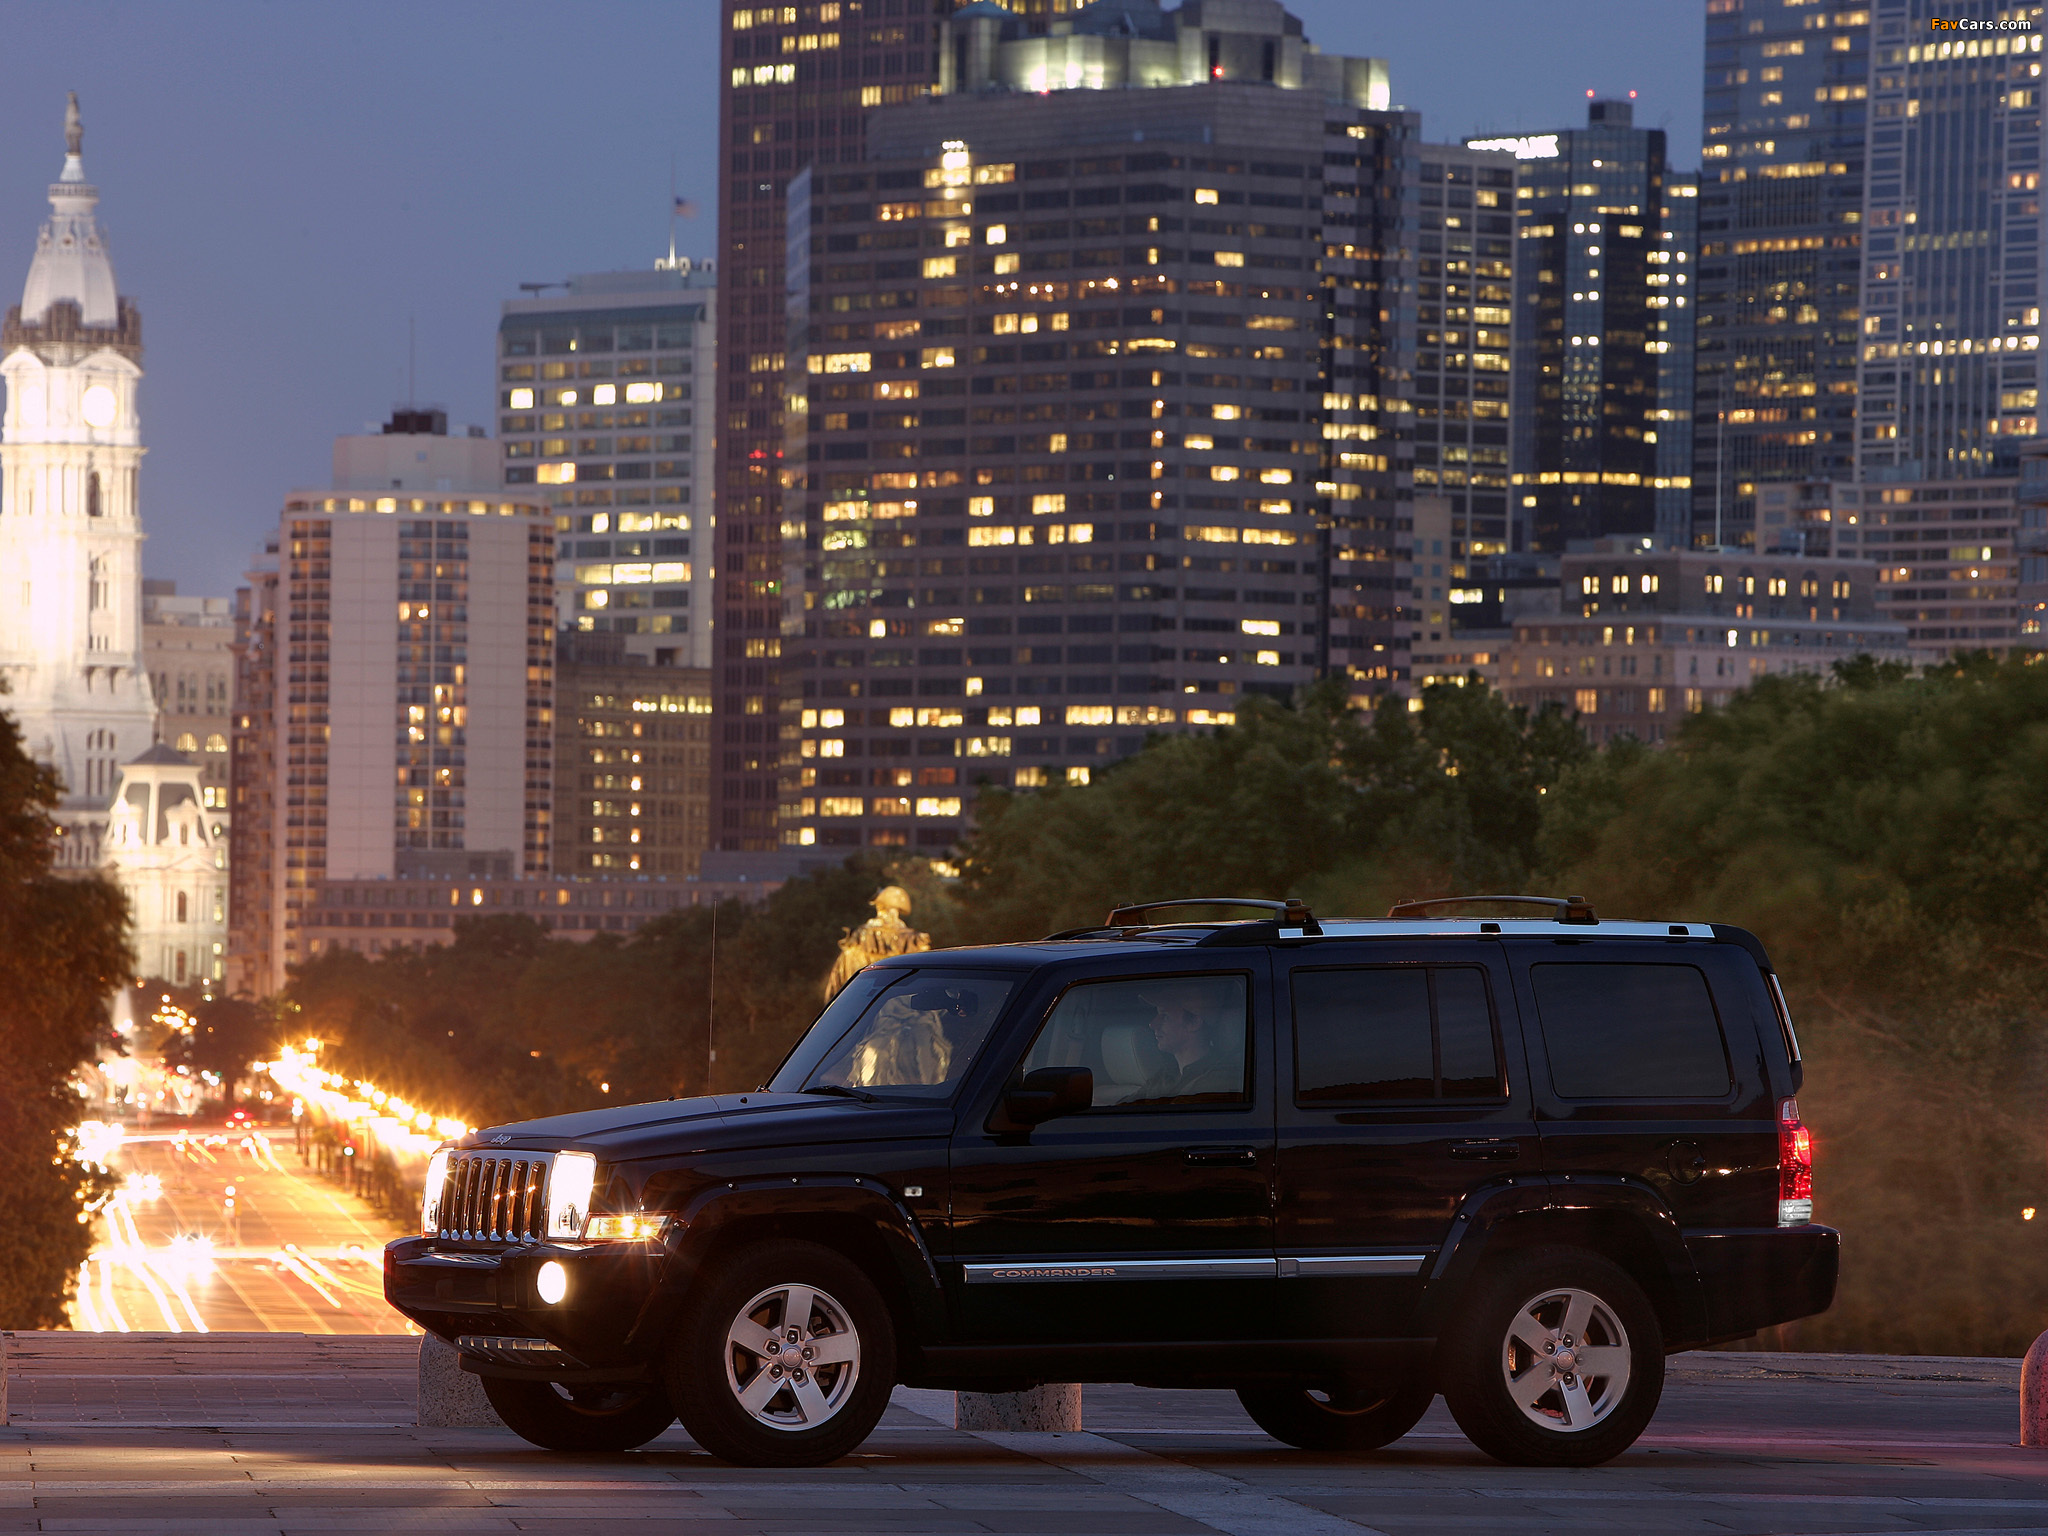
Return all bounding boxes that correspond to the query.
[799,1084,878,1103]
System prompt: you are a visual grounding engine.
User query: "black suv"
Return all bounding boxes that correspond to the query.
[384,896,1837,1468]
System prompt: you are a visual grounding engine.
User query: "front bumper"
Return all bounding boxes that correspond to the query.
[1685,1224,1841,1340]
[384,1235,671,1380]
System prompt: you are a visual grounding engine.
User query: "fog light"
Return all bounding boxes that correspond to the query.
[536,1259,568,1305]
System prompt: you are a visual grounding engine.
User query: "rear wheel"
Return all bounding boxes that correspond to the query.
[1438,1246,1663,1467]
[1237,1378,1434,1452]
[479,1375,676,1452]
[666,1238,896,1466]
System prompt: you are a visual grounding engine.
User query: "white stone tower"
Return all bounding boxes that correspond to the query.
[0,93,154,858]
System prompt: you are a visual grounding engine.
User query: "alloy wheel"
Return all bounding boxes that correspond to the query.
[724,1281,862,1432]
[1498,1284,1632,1433]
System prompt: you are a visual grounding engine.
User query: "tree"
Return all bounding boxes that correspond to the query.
[0,706,132,1328]
[1541,654,2048,1354]
[150,986,275,1109]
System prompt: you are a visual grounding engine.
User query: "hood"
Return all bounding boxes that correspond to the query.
[460,1091,952,1162]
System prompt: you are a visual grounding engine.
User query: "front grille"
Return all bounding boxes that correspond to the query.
[437,1152,551,1242]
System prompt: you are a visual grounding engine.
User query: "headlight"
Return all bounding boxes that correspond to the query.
[583,1213,667,1242]
[547,1151,596,1239]
[420,1149,452,1236]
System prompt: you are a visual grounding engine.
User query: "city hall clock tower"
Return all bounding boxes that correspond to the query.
[0,94,155,860]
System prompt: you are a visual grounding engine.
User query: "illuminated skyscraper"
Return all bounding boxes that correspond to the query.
[775,0,1409,857]
[1693,0,1870,548]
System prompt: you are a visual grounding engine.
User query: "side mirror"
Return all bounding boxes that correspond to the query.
[998,1066,1093,1129]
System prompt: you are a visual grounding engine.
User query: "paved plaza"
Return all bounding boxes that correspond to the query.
[0,1333,2038,1534]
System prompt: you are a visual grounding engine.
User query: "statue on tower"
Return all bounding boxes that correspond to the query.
[64,92,81,158]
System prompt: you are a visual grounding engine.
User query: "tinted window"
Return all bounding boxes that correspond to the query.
[1293,967,1504,1102]
[1532,963,1731,1099]
[1020,973,1250,1109]
[770,970,1016,1100]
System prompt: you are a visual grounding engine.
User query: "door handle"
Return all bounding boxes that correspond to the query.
[1185,1147,1258,1167]
[1449,1139,1521,1162]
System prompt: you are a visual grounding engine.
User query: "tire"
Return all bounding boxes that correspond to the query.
[1236,1377,1435,1452]
[666,1238,897,1467]
[1438,1245,1664,1467]
[479,1375,676,1452]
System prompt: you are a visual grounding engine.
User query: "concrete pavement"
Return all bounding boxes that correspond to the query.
[0,1334,2039,1533]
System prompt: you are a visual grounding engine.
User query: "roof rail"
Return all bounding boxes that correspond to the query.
[1387,894,1599,925]
[1103,897,1323,935]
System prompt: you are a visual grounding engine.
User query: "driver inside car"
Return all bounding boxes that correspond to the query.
[1131,979,1241,1101]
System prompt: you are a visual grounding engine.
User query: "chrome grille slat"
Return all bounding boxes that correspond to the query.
[438,1151,553,1243]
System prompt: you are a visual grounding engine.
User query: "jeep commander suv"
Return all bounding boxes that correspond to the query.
[384,895,1837,1468]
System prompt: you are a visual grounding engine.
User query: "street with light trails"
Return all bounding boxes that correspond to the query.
[66,1125,412,1336]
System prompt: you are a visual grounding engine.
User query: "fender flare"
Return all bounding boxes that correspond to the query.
[625,1175,945,1349]
[1416,1174,1709,1347]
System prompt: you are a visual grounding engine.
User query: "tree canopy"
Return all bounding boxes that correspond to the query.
[0,707,131,1328]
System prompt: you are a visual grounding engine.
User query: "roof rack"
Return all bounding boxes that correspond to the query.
[1387,894,1599,925]
[1100,897,1323,935]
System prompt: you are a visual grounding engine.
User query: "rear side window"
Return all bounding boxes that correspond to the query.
[1292,966,1505,1103]
[1532,963,1731,1099]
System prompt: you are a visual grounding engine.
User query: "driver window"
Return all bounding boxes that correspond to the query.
[1020,973,1250,1109]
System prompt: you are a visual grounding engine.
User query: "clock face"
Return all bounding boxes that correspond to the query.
[81,384,117,428]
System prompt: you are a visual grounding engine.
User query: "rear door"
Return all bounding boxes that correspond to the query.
[1509,939,1776,1232]
[1271,939,1538,1340]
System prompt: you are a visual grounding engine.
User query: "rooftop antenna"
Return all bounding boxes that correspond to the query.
[517,281,567,297]
[407,315,416,407]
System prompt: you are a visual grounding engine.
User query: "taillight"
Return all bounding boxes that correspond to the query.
[1778,1097,1812,1227]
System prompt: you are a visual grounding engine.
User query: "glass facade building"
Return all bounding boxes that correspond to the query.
[496,269,717,668]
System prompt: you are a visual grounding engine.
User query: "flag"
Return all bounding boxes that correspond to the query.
[674,197,698,218]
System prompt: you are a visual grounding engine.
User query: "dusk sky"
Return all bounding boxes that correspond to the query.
[1,1,1703,596]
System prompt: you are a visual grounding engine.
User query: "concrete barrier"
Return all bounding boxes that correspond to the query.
[2023,1329,2048,1446]
[955,1383,1082,1431]
[416,1335,503,1428]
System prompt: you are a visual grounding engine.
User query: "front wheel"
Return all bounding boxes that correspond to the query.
[666,1238,897,1466]
[1438,1245,1664,1467]
[479,1375,676,1452]
[1237,1378,1434,1452]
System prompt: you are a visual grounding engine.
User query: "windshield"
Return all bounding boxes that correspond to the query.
[769,969,1018,1100]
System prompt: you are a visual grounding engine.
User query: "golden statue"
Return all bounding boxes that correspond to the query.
[824,885,930,1001]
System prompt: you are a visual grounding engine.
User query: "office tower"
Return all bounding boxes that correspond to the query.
[0,95,155,856]
[552,631,713,877]
[1654,171,1699,549]
[497,267,717,667]
[776,0,1406,856]
[1501,538,1908,744]
[1694,0,1870,548]
[1491,99,1672,553]
[230,416,554,996]
[2019,441,2047,646]
[142,580,234,814]
[716,0,961,859]
[1854,11,2044,479]
[226,561,278,999]
[1411,144,1517,565]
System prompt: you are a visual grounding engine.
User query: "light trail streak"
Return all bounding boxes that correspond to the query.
[72,1262,104,1332]
[271,1249,344,1308]
[96,1257,129,1332]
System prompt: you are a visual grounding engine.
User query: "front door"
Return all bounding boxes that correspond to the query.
[948,961,1277,1345]
[1272,939,1539,1342]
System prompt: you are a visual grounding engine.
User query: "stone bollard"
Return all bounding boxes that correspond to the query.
[2024,1329,2048,1446]
[416,1335,504,1428]
[955,1383,1083,1432]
